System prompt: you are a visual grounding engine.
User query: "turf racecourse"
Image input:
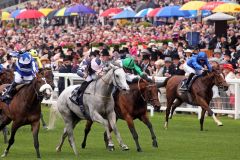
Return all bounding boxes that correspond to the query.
[0,106,240,160]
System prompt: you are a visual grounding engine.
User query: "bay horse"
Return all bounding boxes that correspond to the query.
[56,63,130,156]
[80,78,161,152]
[0,69,53,158]
[157,69,228,131]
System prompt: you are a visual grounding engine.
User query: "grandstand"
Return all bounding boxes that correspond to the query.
[0,0,31,10]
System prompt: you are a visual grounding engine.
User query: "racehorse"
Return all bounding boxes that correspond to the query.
[56,63,130,156]
[80,78,161,152]
[0,69,14,143]
[157,69,228,131]
[0,69,53,158]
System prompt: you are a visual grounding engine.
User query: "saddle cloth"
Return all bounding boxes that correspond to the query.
[0,84,26,97]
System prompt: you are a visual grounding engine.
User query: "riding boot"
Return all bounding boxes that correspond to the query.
[4,82,18,100]
[187,74,198,91]
[179,73,195,91]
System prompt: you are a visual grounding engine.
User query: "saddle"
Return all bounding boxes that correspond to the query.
[179,75,200,93]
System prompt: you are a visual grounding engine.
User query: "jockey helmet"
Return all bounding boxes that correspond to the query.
[123,57,135,69]
[18,52,32,65]
[29,49,38,57]
[197,52,207,61]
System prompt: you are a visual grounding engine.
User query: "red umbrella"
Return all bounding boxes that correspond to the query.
[100,8,122,17]
[16,10,45,19]
[147,8,161,17]
[200,1,225,11]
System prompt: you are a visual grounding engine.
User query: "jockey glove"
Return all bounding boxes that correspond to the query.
[141,73,153,83]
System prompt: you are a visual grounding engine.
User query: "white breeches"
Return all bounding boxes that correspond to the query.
[126,73,139,82]
[183,63,202,76]
[14,72,33,84]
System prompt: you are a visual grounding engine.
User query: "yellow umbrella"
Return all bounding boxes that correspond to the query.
[213,3,240,13]
[38,8,54,16]
[55,7,78,17]
[1,11,13,21]
[180,1,207,10]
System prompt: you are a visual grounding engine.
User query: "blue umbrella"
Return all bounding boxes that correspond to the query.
[65,4,96,14]
[186,10,211,18]
[11,9,26,18]
[112,9,136,19]
[156,5,190,18]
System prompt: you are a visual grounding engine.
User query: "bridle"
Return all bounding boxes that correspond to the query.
[137,78,158,103]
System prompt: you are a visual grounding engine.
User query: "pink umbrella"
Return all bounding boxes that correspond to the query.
[200,1,225,11]
[16,10,45,19]
[100,8,122,17]
[147,8,161,17]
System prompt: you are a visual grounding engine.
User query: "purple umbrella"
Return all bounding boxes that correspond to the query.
[66,4,96,14]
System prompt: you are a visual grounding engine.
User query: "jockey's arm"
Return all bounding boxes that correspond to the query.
[35,57,43,69]
[133,64,143,76]
[192,61,203,71]
[77,60,88,78]
[205,60,213,72]
[32,60,38,76]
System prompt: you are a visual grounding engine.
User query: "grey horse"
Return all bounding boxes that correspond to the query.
[56,63,130,156]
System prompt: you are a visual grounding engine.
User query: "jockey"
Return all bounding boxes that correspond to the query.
[69,50,100,105]
[29,49,43,69]
[3,51,38,100]
[122,56,153,82]
[180,51,212,91]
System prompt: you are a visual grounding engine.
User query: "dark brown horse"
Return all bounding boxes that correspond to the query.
[80,79,161,152]
[158,69,228,131]
[0,69,53,158]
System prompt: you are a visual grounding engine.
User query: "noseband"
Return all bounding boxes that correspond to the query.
[137,79,158,103]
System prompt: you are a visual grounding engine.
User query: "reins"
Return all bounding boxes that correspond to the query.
[137,79,158,103]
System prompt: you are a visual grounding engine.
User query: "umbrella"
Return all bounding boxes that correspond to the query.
[47,10,58,19]
[147,8,161,17]
[1,11,13,21]
[16,10,44,19]
[156,6,191,18]
[55,7,78,17]
[10,9,26,18]
[39,8,54,16]
[135,8,153,18]
[100,8,122,17]
[186,10,211,18]
[112,9,136,19]
[65,4,96,14]
[180,1,207,10]
[203,12,235,21]
[200,1,225,11]
[213,3,240,13]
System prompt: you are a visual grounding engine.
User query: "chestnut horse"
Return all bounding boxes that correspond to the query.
[158,69,228,131]
[81,79,161,152]
[0,69,53,158]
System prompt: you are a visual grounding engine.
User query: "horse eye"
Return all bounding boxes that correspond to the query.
[116,75,119,78]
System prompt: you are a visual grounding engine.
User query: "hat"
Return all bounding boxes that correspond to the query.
[209,57,220,64]
[101,49,110,56]
[141,49,151,55]
[184,49,192,53]
[155,59,165,66]
[63,55,72,61]
[168,42,174,48]
[142,54,150,60]
[171,54,180,60]
[148,43,155,48]
[214,48,221,54]
[6,54,12,60]
[164,57,172,62]
[222,64,234,72]
[223,50,231,57]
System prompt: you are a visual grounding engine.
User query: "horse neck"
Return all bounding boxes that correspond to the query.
[199,73,215,89]
[96,69,114,96]
[22,79,40,105]
[131,82,147,102]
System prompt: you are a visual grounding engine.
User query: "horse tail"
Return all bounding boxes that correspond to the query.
[156,77,171,88]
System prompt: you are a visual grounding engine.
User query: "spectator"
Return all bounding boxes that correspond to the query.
[171,54,185,75]
[162,57,174,77]
[154,59,164,77]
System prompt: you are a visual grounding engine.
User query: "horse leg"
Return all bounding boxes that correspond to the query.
[40,113,47,129]
[169,99,182,119]
[56,117,80,153]
[107,112,129,151]
[91,111,114,151]
[140,114,158,148]
[3,127,8,144]
[200,109,206,131]
[81,120,93,149]
[198,98,223,127]
[165,97,175,129]
[1,121,20,158]
[31,120,41,158]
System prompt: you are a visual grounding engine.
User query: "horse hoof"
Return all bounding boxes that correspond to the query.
[56,146,61,152]
[137,148,143,152]
[42,125,48,130]
[152,141,158,148]
[218,123,223,127]
[121,144,129,151]
[1,150,8,158]
[81,143,86,149]
[108,145,115,151]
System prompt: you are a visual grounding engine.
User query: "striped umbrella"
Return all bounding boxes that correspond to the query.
[200,1,225,11]
[135,8,153,18]
[38,8,54,16]
[10,9,26,18]
[55,7,78,17]
[180,1,207,10]
[147,8,161,17]
[100,8,122,17]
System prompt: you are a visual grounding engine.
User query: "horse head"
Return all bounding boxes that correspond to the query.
[139,78,161,112]
[38,68,55,90]
[210,69,229,91]
[109,63,130,91]
[0,69,14,84]
[36,69,53,100]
